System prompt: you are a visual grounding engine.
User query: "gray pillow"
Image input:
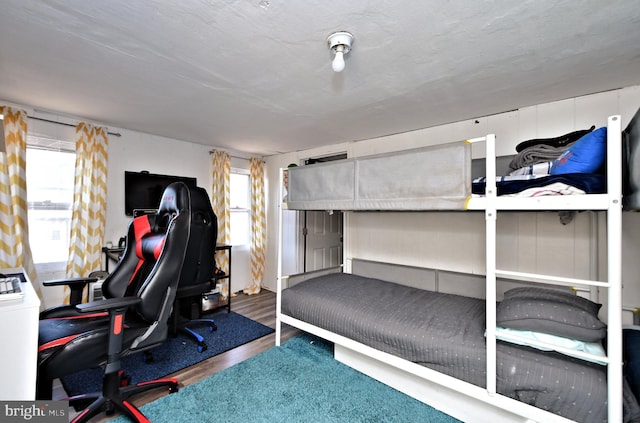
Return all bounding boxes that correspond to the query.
[503,287,602,315]
[497,287,605,342]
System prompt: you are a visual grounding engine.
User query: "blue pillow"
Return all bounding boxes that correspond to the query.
[550,127,607,175]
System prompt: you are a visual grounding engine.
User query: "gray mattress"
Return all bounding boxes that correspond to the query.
[281,273,640,423]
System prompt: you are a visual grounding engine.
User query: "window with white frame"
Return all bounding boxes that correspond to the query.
[26,137,76,264]
[229,170,250,246]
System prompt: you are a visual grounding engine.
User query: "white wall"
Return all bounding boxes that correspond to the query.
[103,128,212,247]
[21,110,255,308]
[104,135,255,302]
[264,85,640,323]
[105,136,251,302]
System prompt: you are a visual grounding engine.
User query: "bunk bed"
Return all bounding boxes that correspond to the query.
[276,110,640,422]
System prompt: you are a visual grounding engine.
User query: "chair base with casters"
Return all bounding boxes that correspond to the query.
[171,292,217,353]
[42,298,180,423]
[67,366,178,423]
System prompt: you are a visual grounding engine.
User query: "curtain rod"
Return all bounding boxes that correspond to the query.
[209,150,255,160]
[28,116,122,137]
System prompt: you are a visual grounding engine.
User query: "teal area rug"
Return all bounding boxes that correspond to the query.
[61,311,274,398]
[112,334,461,423]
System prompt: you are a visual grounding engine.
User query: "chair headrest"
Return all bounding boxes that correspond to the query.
[188,186,216,223]
[189,187,210,212]
[157,182,190,217]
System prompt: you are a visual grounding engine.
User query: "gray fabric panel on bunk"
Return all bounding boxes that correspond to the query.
[281,272,635,422]
[286,141,472,211]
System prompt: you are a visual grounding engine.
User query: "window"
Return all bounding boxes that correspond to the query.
[230,170,250,246]
[26,138,76,264]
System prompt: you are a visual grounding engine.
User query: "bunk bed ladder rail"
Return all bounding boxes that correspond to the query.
[276,167,285,347]
[606,114,623,423]
[476,115,624,422]
[469,134,500,396]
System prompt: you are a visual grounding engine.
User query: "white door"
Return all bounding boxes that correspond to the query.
[304,211,343,272]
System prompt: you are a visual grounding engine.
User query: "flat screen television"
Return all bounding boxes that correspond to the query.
[124,171,197,216]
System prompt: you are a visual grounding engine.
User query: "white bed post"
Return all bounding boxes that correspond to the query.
[275,167,285,346]
[468,134,498,395]
[606,115,623,423]
[343,211,351,274]
[483,134,498,395]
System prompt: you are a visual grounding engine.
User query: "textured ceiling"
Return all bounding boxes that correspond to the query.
[1,0,639,156]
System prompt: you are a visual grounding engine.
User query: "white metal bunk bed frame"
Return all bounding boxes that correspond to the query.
[276,114,622,423]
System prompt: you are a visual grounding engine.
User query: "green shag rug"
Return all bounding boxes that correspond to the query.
[111,334,460,423]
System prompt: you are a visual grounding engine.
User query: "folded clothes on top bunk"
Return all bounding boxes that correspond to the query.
[509,126,595,170]
[509,126,605,174]
[477,126,608,198]
[509,127,607,174]
[514,125,596,153]
[472,173,606,196]
[508,161,553,176]
[509,144,573,170]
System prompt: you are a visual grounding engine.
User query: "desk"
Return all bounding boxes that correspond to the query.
[103,245,232,312]
[103,244,232,313]
[0,268,41,400]
[214,244,232,313]
[102,247,124,273]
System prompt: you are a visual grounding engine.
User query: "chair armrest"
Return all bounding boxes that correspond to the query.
[77,297,143,361]
[43,277,99,287]
[76,296,141,313]
[44,277,100,307]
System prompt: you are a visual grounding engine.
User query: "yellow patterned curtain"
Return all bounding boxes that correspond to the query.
[211,150,230,298]
[65,123,108,301]
[0,106,40,297]
[244,158,266,295]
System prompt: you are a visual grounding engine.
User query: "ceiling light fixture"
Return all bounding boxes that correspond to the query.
[327,31,353,73]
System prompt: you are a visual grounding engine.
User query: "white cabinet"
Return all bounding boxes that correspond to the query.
[0,268,40,400]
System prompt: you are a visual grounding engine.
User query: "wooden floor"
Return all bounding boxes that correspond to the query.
[54,290,301,422]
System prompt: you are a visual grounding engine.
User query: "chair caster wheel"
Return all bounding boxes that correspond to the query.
[169,384,179,394]
[143,351,154,363]
[198,343,208,353]
[209,323,217,332]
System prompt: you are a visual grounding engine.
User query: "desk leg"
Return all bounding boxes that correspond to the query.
[227,248,231,313]
[104,250,110,273]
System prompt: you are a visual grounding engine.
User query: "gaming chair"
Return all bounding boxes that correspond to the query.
[170,186,218,352]
[37,182,192,423]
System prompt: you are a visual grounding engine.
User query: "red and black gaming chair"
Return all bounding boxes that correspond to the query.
[170,186,218,352]
[37,182,192,423]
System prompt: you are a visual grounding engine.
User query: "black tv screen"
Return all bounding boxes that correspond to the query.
[124,171,197,216]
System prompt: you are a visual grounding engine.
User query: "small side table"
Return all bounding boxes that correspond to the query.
[214,244,232,313]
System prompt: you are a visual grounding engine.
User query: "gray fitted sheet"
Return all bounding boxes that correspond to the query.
[281,273,640,423]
